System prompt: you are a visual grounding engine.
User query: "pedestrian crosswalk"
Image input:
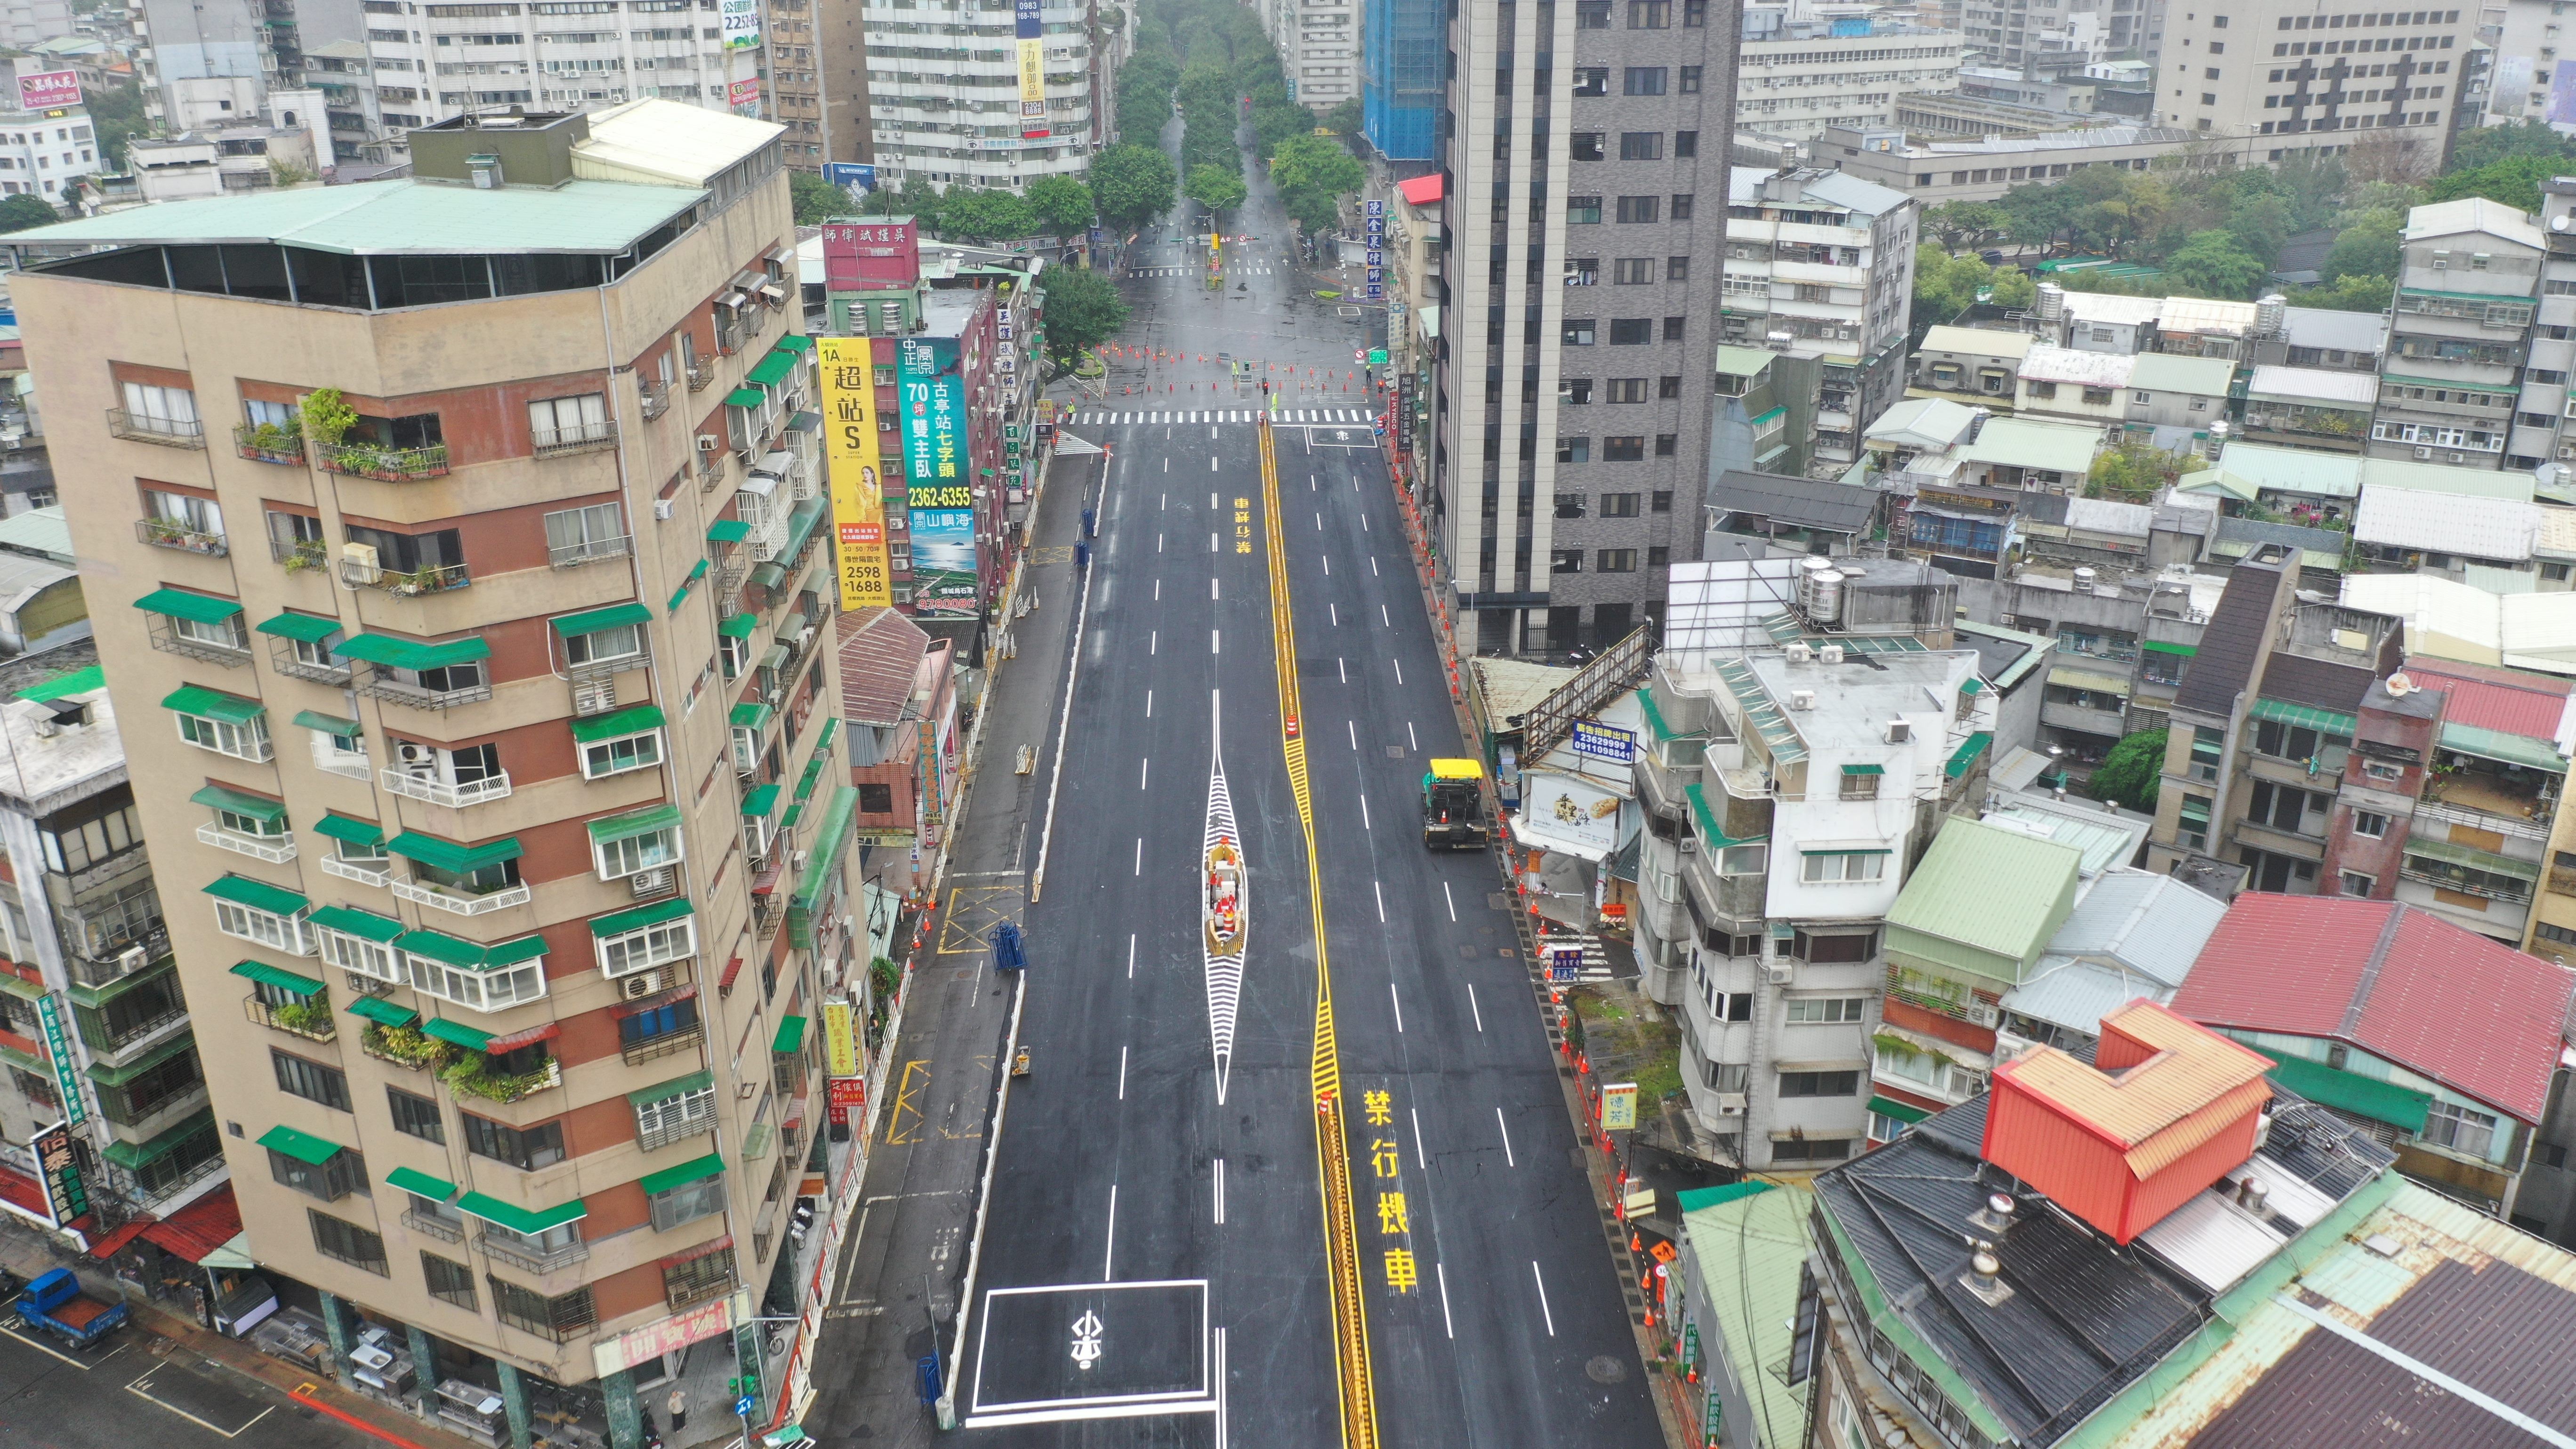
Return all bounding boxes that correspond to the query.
[1064,408,1378,426]
[1125,266,1279,277]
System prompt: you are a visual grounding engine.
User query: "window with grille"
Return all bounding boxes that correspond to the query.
[650,1170,728,1232]
[636,1082,718,1151]
[462,1113,566,1170]
[663,1248,736,1308]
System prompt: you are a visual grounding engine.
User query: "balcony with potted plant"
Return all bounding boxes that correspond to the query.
[234,419,308,465]
[136,516,229,556]
[234,962,335,1042]
[303,386,450,482]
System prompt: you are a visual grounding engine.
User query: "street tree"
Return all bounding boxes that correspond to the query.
[1922,200,2006,251]
[1039,264,1130,368]
[2089,730,2167,813]
[790,170,847,226]
[1987,269,2037,311]
[1281,185,1342,234]
[0,194,58,234]
[1024,174,1097,237]
[938,188,1036,243]
[2162,229,2266,299]
[1270,133,1363,200]
[1186,161,1248,215]
[1323,97,1364,135]
[1089,144,1178,232]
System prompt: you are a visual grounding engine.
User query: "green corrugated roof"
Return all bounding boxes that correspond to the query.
[193,783,285,822]
[292,709,362,736]
[83,1030,198,1087]
[1868,1095,1932,1125]
[17,665,102,702]
[777,333,816,354]
[588,802,682,843]
[1680,781,1753,850]
[386,1165,458,1201]
[638,1150,724,1196]
[102,1109,216,1169]
[334,632,490,670]
[725,386,767,408]
[162,685,264,724]
[257,611,343,642]
[742,783,782,818]
[591,896,695,938]
[709,520,751,544]
[745,348,799,386]
[2254,1048,2431,1132]
[789,787,861,949]
[1680,1183,1815,1445]
[552,602,653,637]
[2142,639,2197,656]
[1884,817,2079,975]
[347,996,419,1027]
[572,703,668,743]
[422,1017,492,1051]
[2439,722,2566,773]
[628,1068,713,1108]
[718,612,759,637]
[387,830,523,875]
[455,1190,588,1236]
[1713,345,1774,378]
[2250,697,2357,737]
[257,1123,343,1166]
[732,700,774,730]
[399,930,548,970]
[133,588,242,624]
[773,1015,808,1054]
[312,813,384,847]
[311,904,405,942]
[1943,731,1993,779]
[8,176,706,256]
[203,874,307,917]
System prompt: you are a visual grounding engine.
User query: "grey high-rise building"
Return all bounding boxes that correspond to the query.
[1434,0,1740,657]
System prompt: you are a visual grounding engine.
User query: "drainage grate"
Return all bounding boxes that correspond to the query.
[1385,744,1406,758]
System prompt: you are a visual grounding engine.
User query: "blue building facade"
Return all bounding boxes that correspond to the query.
[1362,0,1440,160]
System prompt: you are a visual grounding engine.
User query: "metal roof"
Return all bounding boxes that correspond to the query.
[2172,896,2576,1123]
[2057,292,2165,326]
[1998,1000,2277,1159]
[2398,658,2574,743]
[1885,817,2083,963]
[573,97,785,187]
[2355,486,2540,561]
[2019,344,2134,388]
[2002,869,2227,1033]
[2281,306,2390,354]
[2125,351,2235,396]
[1712,344,1775,378]
[1914,124,2195,153]
[2158,296,2261,336]
[1798,168,1910,216]
[2198,442,2363,499]
[1707,469,1881,533]
[1864,396,1979,451]
[1679,1184,1815,1448]
[2403,195,2548,250]
[2063,496,2153,538]
[0,505,71,562]
[837,605,931,726]
[8,177,704,256]
[2175,559,2288,715]
[2258,652,2376,714]
[1960,416,2101,475]
[1981,799,2149,878]
[1918,324,2033,359]
[2358,457,2538,502]
[2247,362,2379,407]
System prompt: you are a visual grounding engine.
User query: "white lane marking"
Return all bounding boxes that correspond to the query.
[1531,1263,1554,1336]
[1371,556,1379,577]
[1373,879,1386,922]
[1330,603,1338,627]
[1140,757,1150,790]
[1443,881,1457,921]
[1209,425,1219,439]
[1390,979,1404,1031]
[1436,1263,1456,1339]
[1151,630,1158,655]
[1214,1159,1226,1224]
[1468,983,1484,1031]
[1360,795,1371,830]
[1214,1327,1229,1449]
[1361,513,1370,533]
[1163,457,1169,472]
[1338,657,1347,683]
[1381,604,1390,627]
[1158,532,1165,553]
[1392,658,1403,684]
[1146,690,1153,718]
[1211,629,1221,655]
[1315,512,1323,531]
[1347,719,1357,750]
[1408,722,1417,751]
[1322,555,1330,575]
[1411,1106,1428,1170]
[1210,576,1219,600]
[1127,933,1136,980]
[1134,838,1143,875]
[1118,1045,1128,1100]
[1103,1186,1118,1280]
[1209,531,1217,552]
[1154,579,1161,601]
[1161,492,1167,509]
[1210,491,1217,507]
[1211,456,1219,471]
[1497,1108,1516,1167]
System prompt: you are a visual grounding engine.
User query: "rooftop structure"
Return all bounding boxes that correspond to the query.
[1995,866,2225,1056]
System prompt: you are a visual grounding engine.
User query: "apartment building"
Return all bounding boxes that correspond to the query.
[2156,1,2476,160]
[10,103,865,1433]
[1633,558,1994,1171]
[0,84,101,204]
[1262,0,1355,107]
[1720,166,1917,473]
[1433,0,1740,657]
[0,0,73,49]
[1821,121,2209,207]
[1960,0,2139,70]
[1733,6,1964,141]
[2369,196,2545,470]
[1362,0,1438,154]
[864,0,1097,189]
[2483,0,2571,125]
[128,0,363,135]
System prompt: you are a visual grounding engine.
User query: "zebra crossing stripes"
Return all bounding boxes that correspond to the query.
[1124,266,1277,277]
[1065,409,1376,426]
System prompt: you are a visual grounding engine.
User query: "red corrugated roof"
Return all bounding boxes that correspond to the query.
[1397,174,1442,206]
[85,1214,156,1259]
[0,1161,48,1220]
[838,606,931,727]
[2171,895,2576,1122]
[2402,659,2571,741]
[142,1183,242,1264]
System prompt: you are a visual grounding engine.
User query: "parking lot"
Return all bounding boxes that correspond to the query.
[0,1317,386,1449]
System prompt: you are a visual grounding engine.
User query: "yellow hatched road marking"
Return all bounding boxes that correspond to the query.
[1257,416,1378,1449]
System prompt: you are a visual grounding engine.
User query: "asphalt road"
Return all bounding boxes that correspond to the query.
[0,1319,375,1449]
[942,127,1661,1447]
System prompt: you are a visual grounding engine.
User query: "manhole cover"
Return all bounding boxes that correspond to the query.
[1586,1356,1628,1385]
[1385,745,1406,758]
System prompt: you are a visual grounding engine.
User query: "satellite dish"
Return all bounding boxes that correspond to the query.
[2386,672,2413,697]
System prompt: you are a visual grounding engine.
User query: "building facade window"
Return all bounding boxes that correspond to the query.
[309,1210,389,1275]
[462,1112,566,1170]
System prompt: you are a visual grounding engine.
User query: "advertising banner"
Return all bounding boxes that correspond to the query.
[35,997,81,1127]
[1016,0,1050,137]
[817,337,891,610]
[592,1295,738,1377]
[16,70,79,112]
[2553,60,2576,127]
[896,336,962,485]
[822,218,919,288]
[719,0,759,48]
[33,1123,84,1226]
[1571,719,1637,765]
[822,161,876,192]
[909,503,979,613]
[1513,770,1623,859]
[726,76,762,109]
[1600,1082,1639,1131]
[822,1000,858,1078]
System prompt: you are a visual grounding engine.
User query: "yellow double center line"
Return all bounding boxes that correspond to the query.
[1256,416,1379,1449]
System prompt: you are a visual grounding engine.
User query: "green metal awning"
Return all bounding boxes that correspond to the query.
[725,386,768,408]
[741,783,782,818]
[777,333,816,355]
[292,709,362,737]
[588,802,683,844]
[590,897,696,938]
[750,563,788,595]
[2439,722,2567,773]
[454,1191,588,1236]
[756,643,790,673]
[347,996,419,1028]
[310,905,405,942]
[718,613,760,640]
[1960,676,1986,695]
[628,1068,713,1108]
[18,665,102,702]
[669,584,692,613]
[731,701,774,730]
[386,1166,458,1201]
[312,813,384,847]
[2142,639,2198,656]
[388,831,523,874]
[1944,732,1994,779]
[2249,697,2356,737]
[335,633,491,670]
[773,1015,808,1054]
[257,611,342,642]
[795,741,835,800]
[638,1150,725,1196]
[1867,1095,1931,1125]
[2049,666,2132,696]
[399,930,549,970]
[134,588,242,624]
[1841,763,1884,776]
[83,1030,198,1087]
[203,875,308,916]
[257,1123,344,1166]
[709,520,751,544]
[789,786,861,949]
[162,685,264,724]
[229,960,323,996]
[687,558,710,583]
[572,704,667,743]
[746,348,799,386]
[102,1109,215,1169]
[422,1018,493,1050]
[192,784,285,822]
[1679,781,1755,850]
[2255,1048,2431,1132]
[782,498,827,560]
[552,602,654,638]
[2404,837,2541,879]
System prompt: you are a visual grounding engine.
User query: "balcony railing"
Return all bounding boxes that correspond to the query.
[550,534,632,569]
[197,822,297,864]
[319,855,391,887]
[382,768,512,808]
[315,439,451,481]
[392,877,531,917]
[686,357,716,392]
[532,420,619,459]
[107,408,205,448]
[67,939,170,992]
[698,451,727,492]
[267,639,352,685]
[146,620,253,669]
[478,1231,589,1275]
[269,534,329,572]
[244,993,336,1042]
[403,1207,466,1243]
[346,560,471,595]
[2414,795,2550,843]
[445,1056,561,1104]
[362,1021,451,1071]
[136,518,230,556]
[621,1022,704,1066]
[357,669,492,711]
[234,422,307,465]
[640,383,673,419]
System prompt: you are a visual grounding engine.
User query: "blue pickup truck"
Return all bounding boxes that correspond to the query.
[15,1268,128,1348]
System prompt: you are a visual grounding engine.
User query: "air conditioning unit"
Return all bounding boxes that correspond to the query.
[654,499,677,521]
[1788,689,1817,710]
[574,677,619,716]
[30,718,54,738]
[1965,1001,2001,1027]
[340,541,382,583]
[792,849,811,871]
[630,867,673,896]
[117,945,150,974]
[1886,719,1913,743]
[617,969,668,999]
[1784,642,1814,664]
[1714,1092,1748,1118]
[697,434,722,452]
[1765,963,1795,985]
[2415,446,2433,459]
[395,740,436,768]
[1818,644,1845,665]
